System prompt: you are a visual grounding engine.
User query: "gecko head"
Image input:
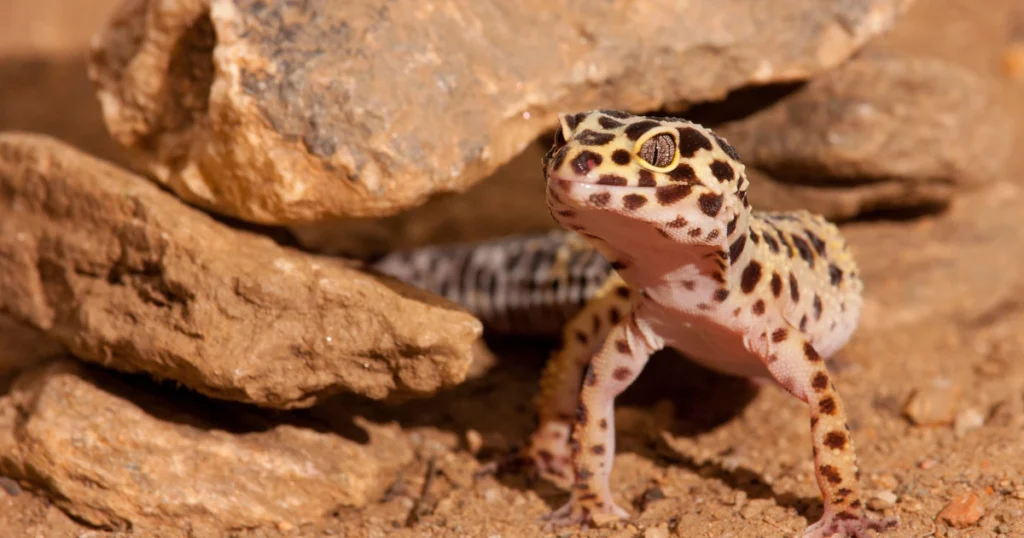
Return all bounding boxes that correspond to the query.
[543,110,749,249]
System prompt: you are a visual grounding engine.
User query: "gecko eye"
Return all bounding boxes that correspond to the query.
[638,133,676,168]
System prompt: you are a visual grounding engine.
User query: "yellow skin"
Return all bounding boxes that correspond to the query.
[526,110,896,538]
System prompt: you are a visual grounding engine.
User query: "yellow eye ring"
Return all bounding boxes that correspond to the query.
[633,128,679,172]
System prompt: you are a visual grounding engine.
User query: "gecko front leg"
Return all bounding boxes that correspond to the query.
[543,312,663,527]
[761,331,898,538]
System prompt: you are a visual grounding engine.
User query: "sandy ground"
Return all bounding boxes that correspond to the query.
[1,0,1023,537]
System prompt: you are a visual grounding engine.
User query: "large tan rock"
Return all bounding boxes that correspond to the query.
[87,0,914,224]
[718,53,1015,218]
[0,133,482,408]
[0,359,414,531]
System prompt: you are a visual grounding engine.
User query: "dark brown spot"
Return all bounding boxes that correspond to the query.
[813,295,823,320]
[615,339,630,354]
[688,227,702,237]
[749,231,760,245]
[819,464,842,484]
[810,416,819,428]
[825,431,848,450]
[804,342,822,362]
[729,234,747,263]
[599,418,608,429]
[752,300,766,315]
[829,264,843,286]
[576,129,615,146]
[563,113,582,130]
[611,148,631,165]
[763,232,780,253]
[740,261,762,293]
[572,151,603,174]
[771,328,788,343]
[589,192,611,206]
[575,331,588,344]
[626,120,662,141]
[677,127,713,157]
[608,307,621,325]
[666,216,688,228]
[836,511,859,521]
[637,169,656,186]
[578,492,598,501]
[576,403,588,424]
[800,315,808,332]
[709,160,735,182]
[623,194,648,210]
[712,133,741,160]
[584,366,597,386]
[656,184,692,205]
[819,397,837,415]
[850,500,863,509]
[706,229,720,241]
[615,286,631,298]
[726,215,739,236]
[698,193,723,217]
[557,209,576,218]
[612,367,632,381]
[599,109,631,119]
[668,163,697,182]
[597,174,628,186]
[789,273,800,302]
[697,303,711,310]
[812,372,829,391]
[733,307,741,316]
[713,289,730,302]
[682,280,696,291]
[770,272,782,297]
[591,445,606,455]
[791,235,815,266]
[806,231,827,255]
[656,228,671,238]
[592,314,602,333]
[599,116,624,129]
[576,468,593,481]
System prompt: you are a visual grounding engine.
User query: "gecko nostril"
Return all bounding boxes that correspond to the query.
[572,151,603,175]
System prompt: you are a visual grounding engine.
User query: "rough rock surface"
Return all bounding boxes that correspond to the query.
[0,315,65,377]
[717,53,1014,216]
[87,0,914,224]
[0,359,414,531]
[0,134,482,408]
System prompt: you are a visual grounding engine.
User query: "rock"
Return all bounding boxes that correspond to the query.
[717,53,1014,217]
[868,490,898,511]
[953,408,986,438]
[903,379,962,426]
[87,0,914,224]
[936,492,985,529]
[0,133,482,408]
[0,359,414,531]
[0,314,65,377]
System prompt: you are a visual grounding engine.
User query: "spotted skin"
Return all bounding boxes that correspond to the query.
[370,110,894,538]
[536,110,894,537]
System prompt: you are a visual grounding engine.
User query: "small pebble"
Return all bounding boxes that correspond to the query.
[276,521,294,532]
[1002,43,1024,80]
[644,524,670,538]
[904,380,961,426]
[0,476,22,496]
[936,492,985,529]
[464,429,483,455]
[953,408,985,438]
[868,490,898,511]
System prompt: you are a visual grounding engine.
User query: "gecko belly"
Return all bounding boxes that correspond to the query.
[641,306,773,380]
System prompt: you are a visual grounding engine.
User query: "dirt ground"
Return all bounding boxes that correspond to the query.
[2,0,1024,537]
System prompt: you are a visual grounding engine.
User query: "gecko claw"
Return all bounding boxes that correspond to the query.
[800,511,898,538]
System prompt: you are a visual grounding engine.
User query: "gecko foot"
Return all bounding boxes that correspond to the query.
[541,495,629,531]
[800,511,898,538]
[522,421,574,489]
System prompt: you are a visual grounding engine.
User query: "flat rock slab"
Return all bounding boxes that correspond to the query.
[0,134,482,408]
[0,359,414,532]
[88,0,913,224]
[718,53,1014,218]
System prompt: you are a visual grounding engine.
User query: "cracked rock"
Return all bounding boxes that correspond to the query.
[717,53,1014,218]
[0,359,414,531]
[88,0,913,224]
[0,133,482,408]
